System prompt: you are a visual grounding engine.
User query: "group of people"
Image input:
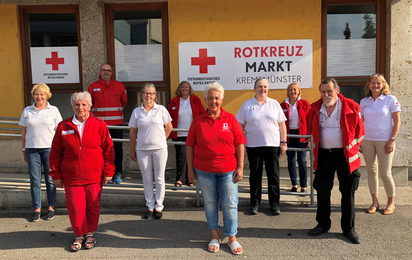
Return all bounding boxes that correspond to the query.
[19,62,401,253]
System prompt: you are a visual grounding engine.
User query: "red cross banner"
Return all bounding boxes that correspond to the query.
[179,40,312,91]
[30,47,80,84]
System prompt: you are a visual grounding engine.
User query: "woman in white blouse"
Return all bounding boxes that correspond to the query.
[129,83,173,220]
[360,74,401,215]
[19,83,62,222]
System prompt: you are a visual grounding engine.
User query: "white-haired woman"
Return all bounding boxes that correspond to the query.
[49,91,115,252]
[129,83,173,220]
[186,82,246,255]
[19,83,62,222]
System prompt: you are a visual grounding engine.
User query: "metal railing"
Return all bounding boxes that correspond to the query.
[0,118,315,207]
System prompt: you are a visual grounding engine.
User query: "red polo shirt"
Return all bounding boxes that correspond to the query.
[186,108,246,173]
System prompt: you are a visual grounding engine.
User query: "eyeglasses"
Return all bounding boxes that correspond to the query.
[100,69,112,72]
[143,92,156,96]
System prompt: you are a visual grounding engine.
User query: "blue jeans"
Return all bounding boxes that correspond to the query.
[195,168,238,237]
[286,130,308,188]
[25,148,56,209]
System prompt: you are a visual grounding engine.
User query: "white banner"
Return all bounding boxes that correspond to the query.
[179,40,313,91]
[30,47,80,84]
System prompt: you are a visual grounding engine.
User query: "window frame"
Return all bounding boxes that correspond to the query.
[105,3,170,100]
[19,5,83,106]
[321,0,386,82]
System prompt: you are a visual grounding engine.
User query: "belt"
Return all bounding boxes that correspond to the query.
[320,147,343,153]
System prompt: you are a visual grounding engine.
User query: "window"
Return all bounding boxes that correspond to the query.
[322,0,386,103]
[106,3,170,121]
[20,5,82,117]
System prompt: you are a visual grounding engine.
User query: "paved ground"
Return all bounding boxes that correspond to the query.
[1,171,411,259]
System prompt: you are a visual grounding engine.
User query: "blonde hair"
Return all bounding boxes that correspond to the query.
[287,83,301,98]
[31,83,52,99]
[365,74,390,97]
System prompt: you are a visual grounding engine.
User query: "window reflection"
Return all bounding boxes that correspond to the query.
[114,10,163,82]
[326,4,377,77]
[29,13,77,47]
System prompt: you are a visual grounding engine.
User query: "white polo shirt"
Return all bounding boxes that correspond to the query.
[360,94,401,141]
[177,96,193,137]
[319,99,343,149]
[128,103,172,150]
[284,97,300,130]
[72,113,90,140]
[19,102,63,148]
[236,97,287,147]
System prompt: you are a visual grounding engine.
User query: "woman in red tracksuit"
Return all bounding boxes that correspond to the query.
[49,91,115,252]
[280,83,310,192]
[167,81,205,187]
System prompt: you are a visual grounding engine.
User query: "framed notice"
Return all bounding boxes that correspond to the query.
[327,39,376,77]
[179,40,313,91]
[115,44,163,82]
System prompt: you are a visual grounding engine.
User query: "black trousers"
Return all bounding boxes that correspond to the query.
[247,146,280,208]
[313,148,360,232]
[109,127,123,174]
[173,137,188,183]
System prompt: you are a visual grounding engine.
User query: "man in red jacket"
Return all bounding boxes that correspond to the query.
[88,64,127,184]
[307,78,365,244]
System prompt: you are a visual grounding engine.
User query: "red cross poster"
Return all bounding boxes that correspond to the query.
[30,47,80,84]
[179,40,312,91]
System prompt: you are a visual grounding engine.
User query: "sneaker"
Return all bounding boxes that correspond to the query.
[31,212,41,222]
[108,179,114,184]
[46,210,55,220]
[113,174,122,184]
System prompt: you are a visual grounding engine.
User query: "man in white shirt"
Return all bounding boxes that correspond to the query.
[306,78,365,244]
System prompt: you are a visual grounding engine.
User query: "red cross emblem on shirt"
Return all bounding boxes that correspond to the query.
[46,52,65,71]
[191,49,216,74]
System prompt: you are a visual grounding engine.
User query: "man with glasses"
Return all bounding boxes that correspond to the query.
[88,64,128,184]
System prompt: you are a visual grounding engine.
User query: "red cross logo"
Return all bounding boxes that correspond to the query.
[45,52,65,71]
[191,49,216,74]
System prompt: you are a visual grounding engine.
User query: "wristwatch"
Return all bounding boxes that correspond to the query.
[390,137,396,141]
[280,141,287,145]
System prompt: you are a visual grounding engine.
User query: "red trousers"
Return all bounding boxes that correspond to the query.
[64,182,102,236]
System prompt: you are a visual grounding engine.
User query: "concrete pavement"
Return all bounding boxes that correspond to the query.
[0,170,412,259]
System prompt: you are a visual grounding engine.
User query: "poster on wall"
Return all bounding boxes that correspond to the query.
[115,44,163,82]
[179,40,313,90]
[327,39,376,77]
[30,47,80,84]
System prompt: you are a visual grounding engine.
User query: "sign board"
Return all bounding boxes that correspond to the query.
[327,39,376,77]
[30,47,80,84]
[179,40,313,90]
[115,44,163,82]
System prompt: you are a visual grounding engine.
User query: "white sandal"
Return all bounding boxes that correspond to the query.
[228,240,243,255]
[208,239,220,253]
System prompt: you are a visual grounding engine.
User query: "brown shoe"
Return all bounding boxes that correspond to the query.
[366,206,379,214]
[383,207,395,215]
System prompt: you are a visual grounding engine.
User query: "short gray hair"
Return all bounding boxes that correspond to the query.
[319,78,339,90]
[204,82,224,98]
[70,91,93,107]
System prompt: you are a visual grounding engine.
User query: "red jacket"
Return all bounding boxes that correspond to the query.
[280,98,310,142]
[307,94,365,174]
[49,113,115,186]
[167,94,205,139]
[88,77,128,125]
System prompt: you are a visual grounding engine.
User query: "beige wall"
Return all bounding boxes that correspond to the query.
[388,0,412,168]
[0,5,24,118]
